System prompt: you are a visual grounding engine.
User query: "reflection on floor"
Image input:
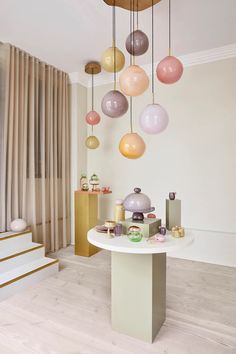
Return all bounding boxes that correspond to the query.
[0,246,235,354]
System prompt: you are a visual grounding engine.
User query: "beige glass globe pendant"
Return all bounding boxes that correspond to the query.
[101,5,128,118]
[84,62,101,149]
[101,5,125,73]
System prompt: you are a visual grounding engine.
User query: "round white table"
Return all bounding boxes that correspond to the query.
[88,229,193,343]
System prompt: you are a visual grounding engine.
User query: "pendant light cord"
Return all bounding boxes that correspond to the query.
[112,4,117,90]
[129,0,133,133]
[168,0,171,56]
[92,69,94,135]
[151,0,155,104]
[136,0,139,29]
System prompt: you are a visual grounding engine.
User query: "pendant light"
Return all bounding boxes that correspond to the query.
[156,0,183,84]
[119,4,145,160]
[119,0,149,97]
[139,0,169,134]
[101,4,128,118]
[126,4,149,56]
[119,97,146,159]
[101,3,125,72]
[85,62,101,149]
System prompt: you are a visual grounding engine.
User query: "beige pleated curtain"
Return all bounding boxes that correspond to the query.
[0,43,71,251]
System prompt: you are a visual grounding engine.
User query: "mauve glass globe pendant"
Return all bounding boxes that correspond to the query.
[139,104,169,134]
[85,111,101,125]
[156,55,183,84]
[85,136,100,149]
[101,90,128,118]
[126,30,149,56]
[101,47,125,73]
[119,65,149,97]
[119,133,146,159]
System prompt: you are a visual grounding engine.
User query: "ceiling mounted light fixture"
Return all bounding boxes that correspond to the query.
[139,0,169,134]
[156,0,183,84]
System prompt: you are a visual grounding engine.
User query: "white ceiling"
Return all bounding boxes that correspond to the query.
[1,0,236,78]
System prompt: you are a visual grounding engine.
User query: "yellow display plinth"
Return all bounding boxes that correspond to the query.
[74,190,111,257]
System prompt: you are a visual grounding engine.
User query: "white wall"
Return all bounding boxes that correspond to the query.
[70,83,88,244]
[84,58,236,266]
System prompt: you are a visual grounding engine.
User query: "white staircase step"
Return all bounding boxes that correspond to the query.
[0,243,45,273]
[0,230,32,250]
[0,257,59,301]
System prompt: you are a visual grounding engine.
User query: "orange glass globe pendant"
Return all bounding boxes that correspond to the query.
[119,132,145,159]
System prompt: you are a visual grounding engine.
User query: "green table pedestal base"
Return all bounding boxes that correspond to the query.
[111,252,166,343]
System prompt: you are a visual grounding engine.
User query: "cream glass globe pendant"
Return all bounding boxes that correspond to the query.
[119,1,149,97]
[101,5,128,118]
[156,0,183,84]
[85,62,101,149]
[139,0,169,134]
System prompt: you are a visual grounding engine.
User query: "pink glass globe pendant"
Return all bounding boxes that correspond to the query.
[101,90,128,118]
[156,56,183,84]
[85,111,101,125]
[139,104,169,134]
[126,30,149,56]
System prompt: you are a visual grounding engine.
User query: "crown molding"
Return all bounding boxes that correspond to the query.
[69,43,236,87]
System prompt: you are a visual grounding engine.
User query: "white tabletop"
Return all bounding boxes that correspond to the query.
[87,229,194,254]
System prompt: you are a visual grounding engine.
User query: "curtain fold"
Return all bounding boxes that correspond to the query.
[0,43,71,252]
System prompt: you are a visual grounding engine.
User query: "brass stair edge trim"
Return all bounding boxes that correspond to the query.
[0,259,59,288]
[0,245,44,262]
[0,230,31,241]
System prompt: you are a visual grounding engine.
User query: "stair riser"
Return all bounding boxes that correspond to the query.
[0,262,58,301]
[0,247,45,273]
[0,233,32,251]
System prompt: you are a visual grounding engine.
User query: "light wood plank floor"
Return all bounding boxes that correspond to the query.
[0,246,236,354]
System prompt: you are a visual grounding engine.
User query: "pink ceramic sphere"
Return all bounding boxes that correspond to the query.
[119,65,149,96]
[139,104,169,134]
[156,56,183,84]
[85,111,101,125]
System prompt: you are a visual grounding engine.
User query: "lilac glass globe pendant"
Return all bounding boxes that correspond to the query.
[84,62,101,149]
[101,5,128,118]
[139,0,169,134]
[156,0,183,84]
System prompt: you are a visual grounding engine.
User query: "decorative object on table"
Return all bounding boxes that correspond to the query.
[95,225,115,233]
[147,233,166,242]
[114,199,125,223]
[80,174,87,190]
[159,226,167,235]
[89,174,100,191]
[147,213,156,219]
[81,182,89,191]
[121,217,161,239]
[114,223,123,236]
[127,225,143,242]
[105,220,116,237]
[169,192,176,200]
[101,5,128,119]
[139,2,169,135]
[84,62,101,149]
[10,218,27,232]
[156,0,183,84]
[166,197,181,231]
[171,226,185,238]
[101,186,111,193]
[75,189,112,257]
[123,187,155,221]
